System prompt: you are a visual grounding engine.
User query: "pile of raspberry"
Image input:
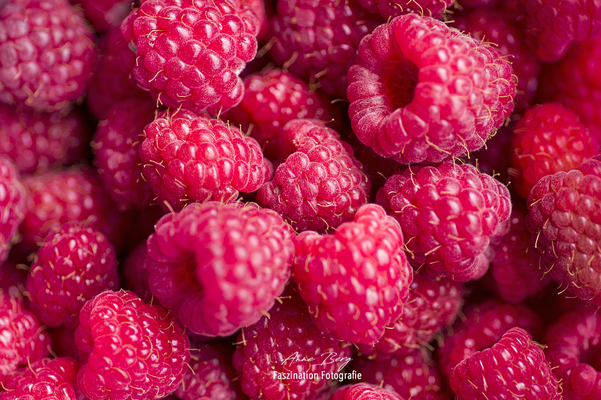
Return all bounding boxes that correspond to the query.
[1,0,601,399]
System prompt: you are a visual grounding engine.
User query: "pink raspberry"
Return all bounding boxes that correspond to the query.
[347,14,516,164]
[293,204,413,345]
[0,357,79,400]
[0,156,26,263]
[232,285,352,400]
[26,222,120,329]
[122,241,152,303]
[120,0,259,115]
[526,155,601,306]
[333,384,405,400]
[75,290,191,400]
[0,292,50,381]
[451,327,561,399]
[140,109,271,212]
[510,103,597,199]
[93,97,157,210]
[145,201,294,336]
[357,0,455,20]
[0,0,97,112]
[257,119,370,233]
[376,162,511,282]
[269,0,382,99]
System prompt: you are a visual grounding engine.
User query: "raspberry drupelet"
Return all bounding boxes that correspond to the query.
[333,384,405,400]
[139,109,271,212]
[0,156,26,263]
[376,162,511,282]
[347,14,516,164]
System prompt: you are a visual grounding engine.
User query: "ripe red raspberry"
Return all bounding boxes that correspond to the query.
[376,162,511,282]
[93,97,157,210]
[0,104,89,175]
[510,103,598,199]
[140,109,271,212]
[75,290,190,400]
[358,273,463,356]
[0,357,79,400]
[257,119,370,233]
[357,0,454,20]
[347,14,516,164]
[269,0,382,99]
[293,204,413,345]
[120,0,259,115]
[145,201,294,336]
[545,306,601,399]
[0,292,50,380]
[122,241,152,303]
[451,327,561,399]
[0,0,97,112]
[333,384,404,400]
[0,156,26,263]
[232,285,352,400]
[26,222,120,329]
[526,155,601,306]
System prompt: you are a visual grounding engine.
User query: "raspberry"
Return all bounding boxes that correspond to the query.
[333,384,404,400]
[510,103,598,199]
[293,204,413,345]
[545,305,601,399]
[358,272,463,356]
[518,0,601,62]
[347,14,516,164]
[122,241,152,303]
[0,104,90,175]
[0,156,26,263]
[0,292,50,380]
[257,119,370,233]
[357,0,455,20]
[232,285,352,400]
[93,96,157,210]
[139,109,271,212]
[0,0,97,112]
[269,0,382,99]
[145,201,294,336]
[120,0,259,115]
[0,357,79,400]
[75,290,190,400]
[450,327,561,399]
[26,222,120,329]
[376,162,511,282]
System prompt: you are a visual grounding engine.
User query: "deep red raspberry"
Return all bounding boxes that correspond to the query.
[510,103,598,199]
[93,97,157,210]
[269,0,382,99]
[0,292,50,380]
[376,162,511,282]
[333,384,405,400]
[451,327,561,399]
[526,155,601,306]
[122,241,152,303]
[120,0,259,115]
[0,357,79,400]
[347,14,516,164]
[293,204,412,345]
[140,109,271,212]
[145,201,294,336]
[357,0,454,20]
[26,222,119,329]
[257,119,370,233]
[75,290,191,400]
[0,156,26,263]
[0,0,97,112]
[232,285,352,400]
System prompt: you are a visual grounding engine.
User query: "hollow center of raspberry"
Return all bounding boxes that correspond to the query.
[383,58,419,109]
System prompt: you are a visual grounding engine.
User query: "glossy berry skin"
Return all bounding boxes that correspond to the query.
[293,204,413,346]
[526,155,601,306]
[451,327,561,399]
[0,357,79,400]
[75,290,191,400]
[510,103,597,199]
[333,384,405,400]
[139,109,271,212]
[0,0,97,112]
[347,14,516,164]
[357,0,454,20]
[0,156,26,263]
[120,0,259,115]
[232,286,352,400]
[26,223,120,329]
[376,162,512,282]
[145,201,294,336]
[257,119,370,233]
